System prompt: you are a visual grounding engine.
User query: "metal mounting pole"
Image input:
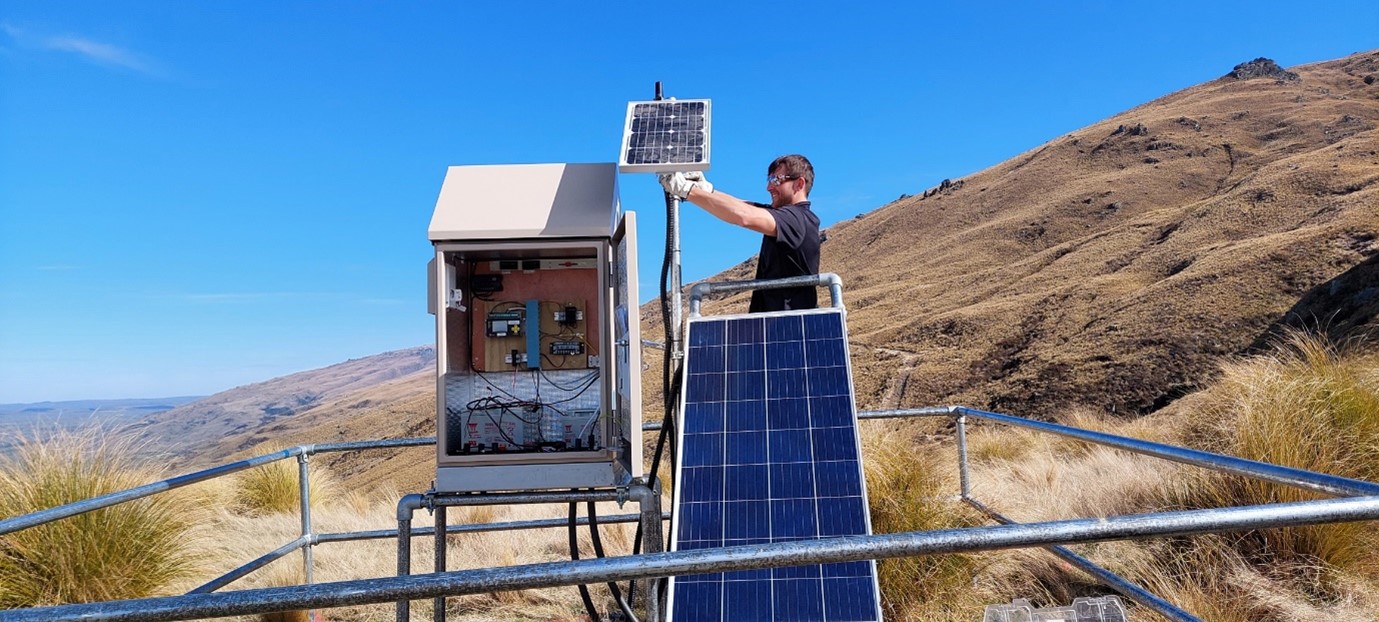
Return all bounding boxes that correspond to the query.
[395,494,425,622]
[632,482,665,622]
[670,196,683,363]
[434,505,447,622]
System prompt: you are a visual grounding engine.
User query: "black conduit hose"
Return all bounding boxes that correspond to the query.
[587,497,639,622]
[569,498,601,621]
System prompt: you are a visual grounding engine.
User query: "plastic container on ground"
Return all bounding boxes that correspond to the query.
[983,595,1126,622]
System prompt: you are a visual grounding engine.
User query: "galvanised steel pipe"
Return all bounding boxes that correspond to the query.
[429,489,624,507]
[687,272,845,317]
[956,414,971,500]
[952,406,1379,498]
[187,536,312,595]
[395,494,424,622]
[309,437,434,453]
[965,497,1198,622]
[12,495,1379,622]
[669,194,683,365]
[296,453,314,588]
[857,407,954,419]
[640,407,951,432]
[0,447,307,536]
[315,512,661,544]
[434,505,447,622]
[0,438,436,537]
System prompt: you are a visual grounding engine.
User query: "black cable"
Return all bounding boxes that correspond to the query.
[538,368,600,393]
[587,495,638,622]
[569,497,601,622]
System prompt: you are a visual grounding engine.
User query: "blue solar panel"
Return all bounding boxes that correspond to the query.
[668,309,883,622]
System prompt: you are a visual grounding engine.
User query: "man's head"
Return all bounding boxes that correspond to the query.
[765,154,813,208]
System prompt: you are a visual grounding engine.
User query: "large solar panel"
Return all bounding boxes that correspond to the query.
[618,99,711,173]
[667,309,883,622]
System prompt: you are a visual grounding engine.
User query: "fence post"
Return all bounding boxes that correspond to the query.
[956,414,971,500]
[297,450,317,622]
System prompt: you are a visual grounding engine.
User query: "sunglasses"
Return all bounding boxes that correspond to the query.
[767,174,798,186]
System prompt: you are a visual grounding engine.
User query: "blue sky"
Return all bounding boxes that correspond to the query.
[1,2,1375,403]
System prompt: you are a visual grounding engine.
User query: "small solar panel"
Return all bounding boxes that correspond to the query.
[618,99,711,173]
[667,309,883,622]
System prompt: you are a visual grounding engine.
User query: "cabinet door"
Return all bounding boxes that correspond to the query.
[612,211,643,478]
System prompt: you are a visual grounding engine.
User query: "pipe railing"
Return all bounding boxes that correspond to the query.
[687,272,845,317]
[0,437,435,537]
[6,404,1379,622]
[10,495,1379,622]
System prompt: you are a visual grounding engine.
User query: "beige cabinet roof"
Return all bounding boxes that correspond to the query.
[428,163,620,241]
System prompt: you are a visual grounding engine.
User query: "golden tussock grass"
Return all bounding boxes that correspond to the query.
[862,423,991,620]
[1187,330,1379,577]
[232,446,340,516]
[183,490,636,622]
[955,331,1379,620]
[0,430,206,607]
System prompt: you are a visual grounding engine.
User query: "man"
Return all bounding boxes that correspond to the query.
[659,154,821,313]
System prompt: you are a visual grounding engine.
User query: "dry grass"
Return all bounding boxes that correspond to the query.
[954,331,1379,620]
[862,423,990,620]
[180,489,635,622]
[232,447,339,516]
[1188,330,1379,575]
[0,430,205,607]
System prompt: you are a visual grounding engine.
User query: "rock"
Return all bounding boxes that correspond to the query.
[1225,57,1300,82]
[1112,123,1149,136]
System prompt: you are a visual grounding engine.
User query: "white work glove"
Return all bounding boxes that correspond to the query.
[658,171,713,199]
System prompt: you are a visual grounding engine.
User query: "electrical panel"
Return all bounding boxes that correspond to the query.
[428,163,642,493]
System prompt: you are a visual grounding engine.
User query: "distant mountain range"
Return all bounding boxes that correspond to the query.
[0,397,204,430]
[122,346,435,468]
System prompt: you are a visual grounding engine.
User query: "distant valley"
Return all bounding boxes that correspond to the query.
[0,396,203,455]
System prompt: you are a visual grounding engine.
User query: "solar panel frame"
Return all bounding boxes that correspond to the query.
[618,99,712,173]
[666,308,884,622]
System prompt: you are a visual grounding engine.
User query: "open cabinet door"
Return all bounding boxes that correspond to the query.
[612,211,644,480]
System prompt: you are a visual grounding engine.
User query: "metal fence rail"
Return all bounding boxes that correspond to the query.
[4,406,1379,622]
[0,437,435,537]
[9,495,1379,622]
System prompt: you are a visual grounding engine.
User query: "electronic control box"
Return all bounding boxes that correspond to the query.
[427,163,642,493]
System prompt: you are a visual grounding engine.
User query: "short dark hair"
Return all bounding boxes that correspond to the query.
[768,154,814,196]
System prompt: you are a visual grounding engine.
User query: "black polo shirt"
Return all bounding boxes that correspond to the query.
[749,201,820,313]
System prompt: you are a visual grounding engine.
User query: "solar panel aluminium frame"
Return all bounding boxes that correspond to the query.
[665,307,884,622]
[618,98,712,174]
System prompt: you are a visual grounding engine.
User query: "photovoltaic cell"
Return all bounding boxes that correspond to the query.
[668,309,883,622]
[618,99,711,173]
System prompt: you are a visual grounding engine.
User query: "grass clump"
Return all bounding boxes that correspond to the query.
[233,446,338,515]
[863,424,988,620]
[0,430,201,607]
[1191,330,1379,575]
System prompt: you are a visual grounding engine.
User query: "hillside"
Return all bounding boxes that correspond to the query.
[134,51,1378,489]
[679,52,1379,420]
[124,347,434,467]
